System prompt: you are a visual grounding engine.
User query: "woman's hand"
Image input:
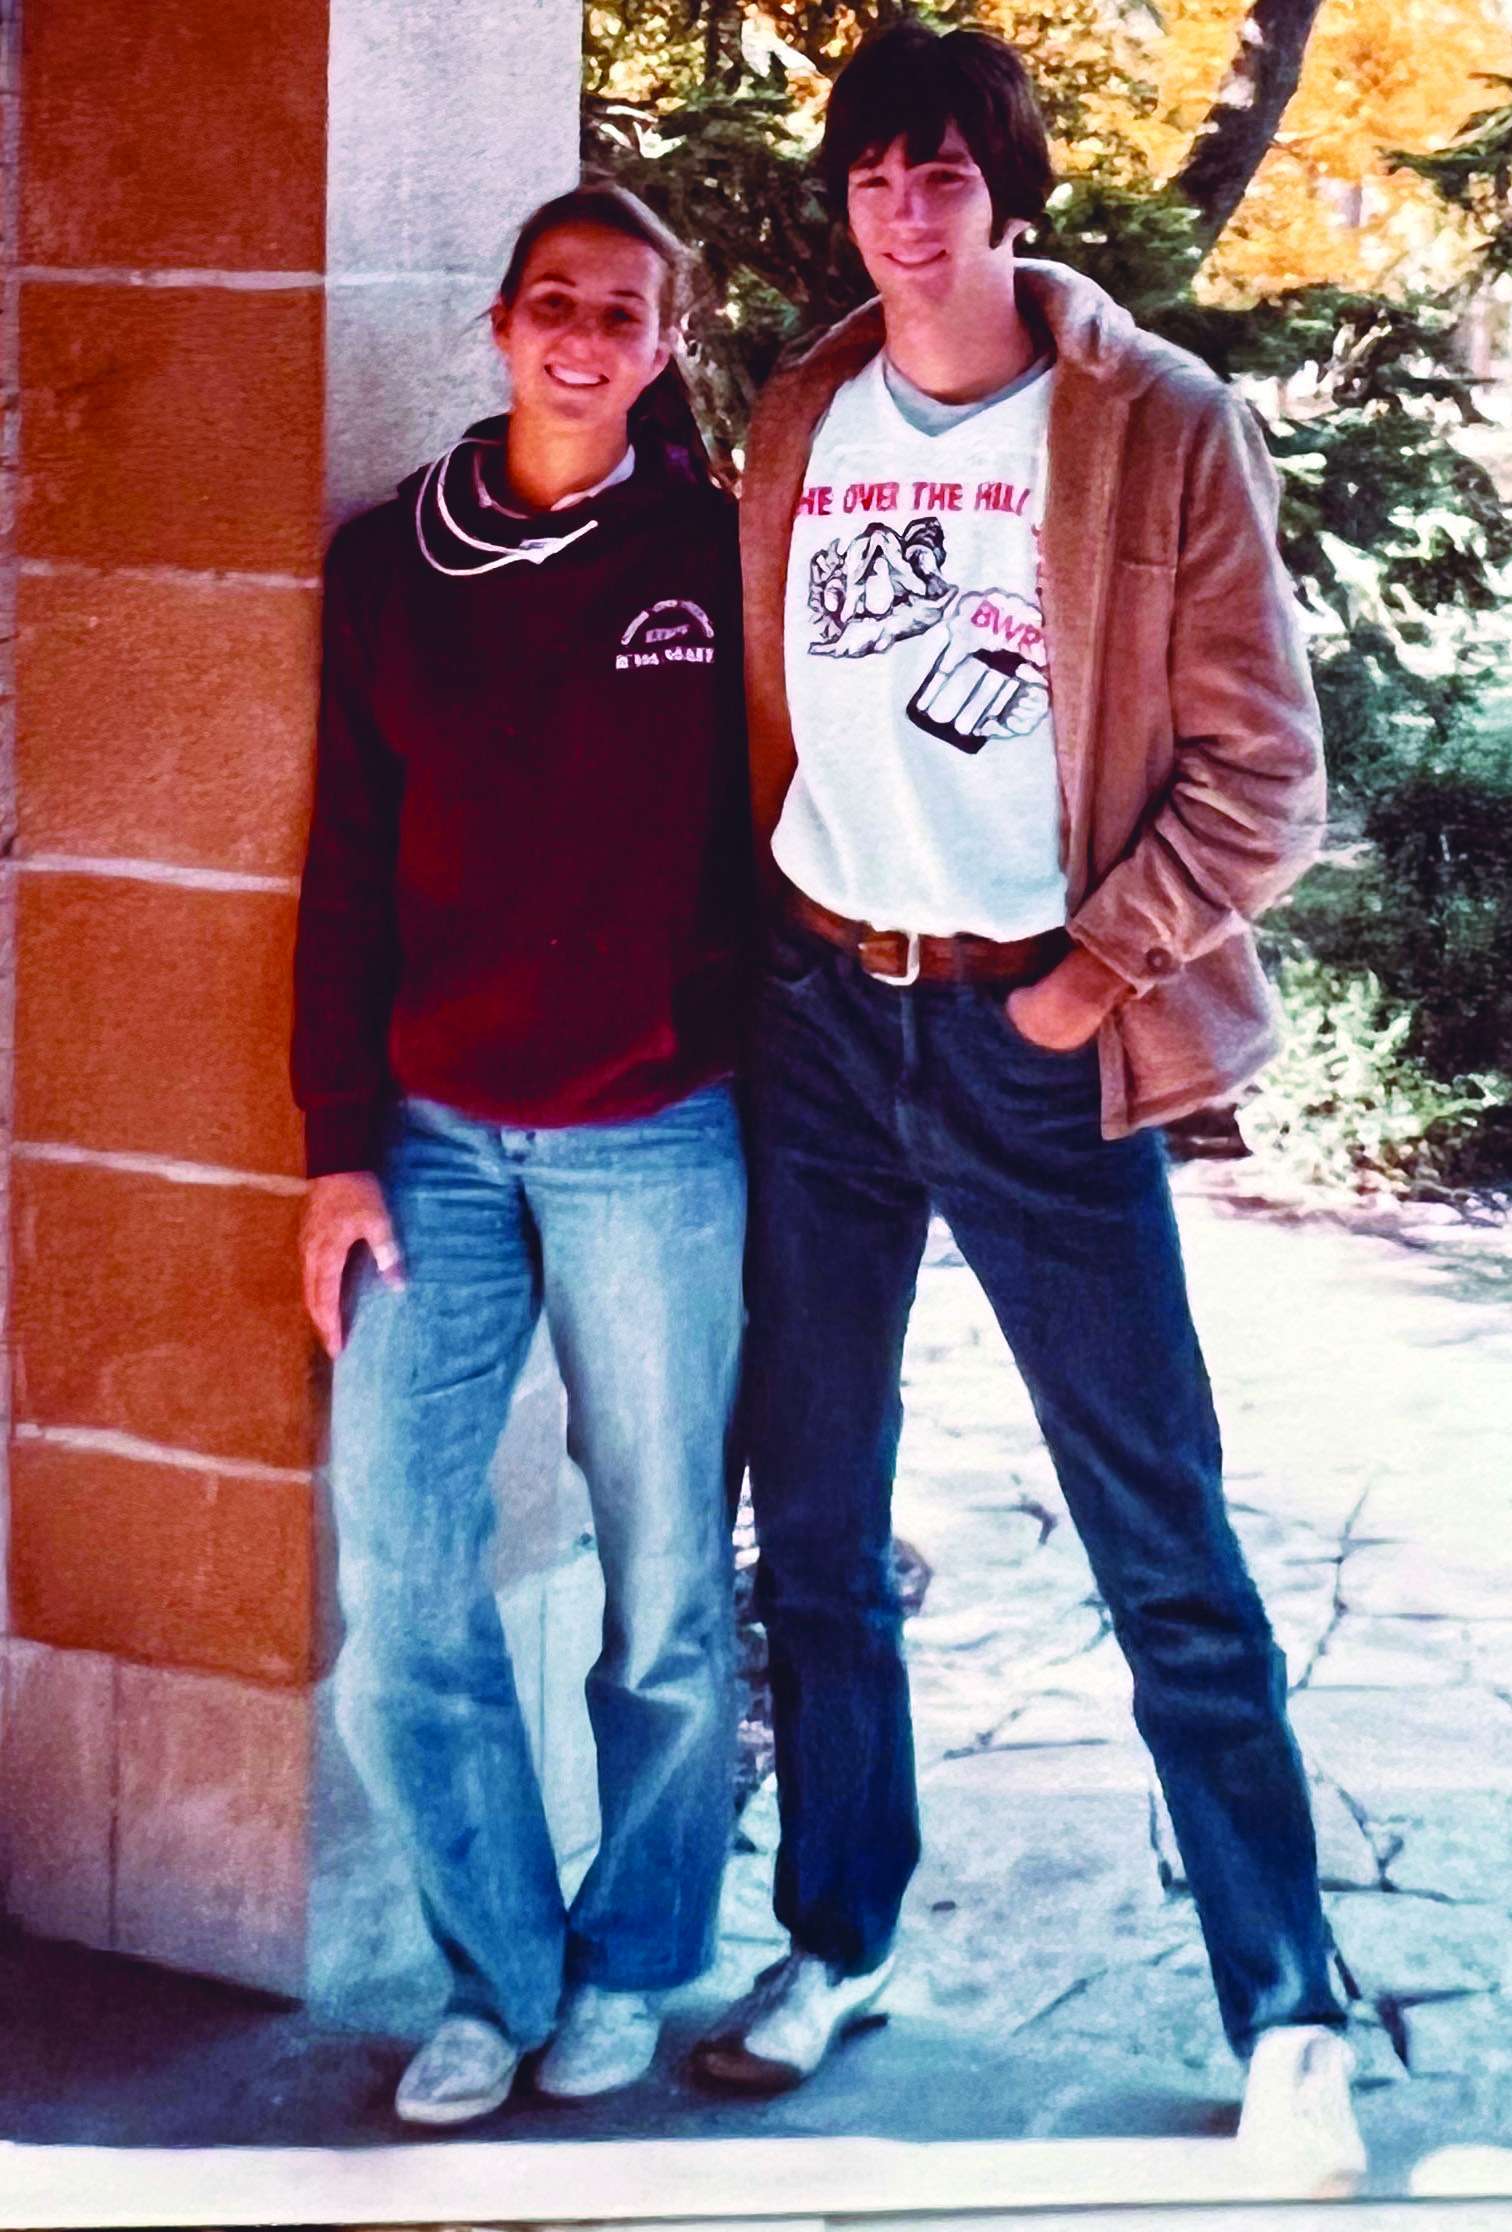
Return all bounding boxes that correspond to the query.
[300,1172,405,1360]
[1006,945,1131,1052]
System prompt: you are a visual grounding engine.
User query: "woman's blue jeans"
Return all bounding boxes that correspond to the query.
[745,924,1345,2058]
[330,1083,746,2049]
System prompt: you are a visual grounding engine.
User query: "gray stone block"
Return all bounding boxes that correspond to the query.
[324,275,506,527]
[323,0,580,529]
[114,1661,310,1996]
[1343,1542,1509,1624]
[327,0,579,277]
[1310,1611,1472,1688]
[1309,1774,1387,1890]
[1406,1990,1512,2080]
[0,1638,114,1949]
[1326,1888,1510,2001]
[1291,1688,1512,1795]
[1381,1797,1512,1905]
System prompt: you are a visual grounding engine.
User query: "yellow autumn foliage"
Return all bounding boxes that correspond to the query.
[593,1,1509,297]
[1000,0,1512,298]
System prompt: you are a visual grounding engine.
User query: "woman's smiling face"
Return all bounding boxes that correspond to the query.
[495,221,673,430]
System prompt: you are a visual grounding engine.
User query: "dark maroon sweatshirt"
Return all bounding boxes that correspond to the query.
[292,415,750,1177]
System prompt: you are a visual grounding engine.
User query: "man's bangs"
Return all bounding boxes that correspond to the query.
[847,94,956,182]
[820,28,1051,238]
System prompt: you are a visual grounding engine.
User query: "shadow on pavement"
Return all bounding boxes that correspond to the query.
[0,1924,1230,2153]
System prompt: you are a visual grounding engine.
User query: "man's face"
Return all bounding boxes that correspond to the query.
[495,221,672,433]
[846,125,1011,307]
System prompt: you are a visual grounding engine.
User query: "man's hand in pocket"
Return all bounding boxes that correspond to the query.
[1007,945,1131,1052]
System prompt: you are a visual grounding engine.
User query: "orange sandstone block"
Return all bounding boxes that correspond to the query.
[21,0,327,273]
[15,872,304,1178]
[11,1158,312,1472]
[17,570,318,876]
[20,282,323,574]
[9,1437,314,1686]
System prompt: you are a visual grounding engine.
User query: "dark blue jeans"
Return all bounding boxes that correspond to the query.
[744,921,1345,2058]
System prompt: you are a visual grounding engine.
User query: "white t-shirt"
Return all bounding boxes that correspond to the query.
[774,349,1068,939]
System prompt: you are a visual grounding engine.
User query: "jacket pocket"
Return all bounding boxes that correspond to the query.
[1116,934,1280,1128]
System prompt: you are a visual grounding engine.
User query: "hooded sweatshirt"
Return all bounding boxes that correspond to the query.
[292,414,749,1177]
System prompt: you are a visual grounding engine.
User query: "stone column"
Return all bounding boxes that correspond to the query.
[1,0,585,2015]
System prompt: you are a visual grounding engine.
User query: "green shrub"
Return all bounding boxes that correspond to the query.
[1279,709,1512,1087]
[1309,628,1493,806]
[1245,950,1508,1194]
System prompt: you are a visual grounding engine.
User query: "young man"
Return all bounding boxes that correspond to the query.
[692,20,1365,2195]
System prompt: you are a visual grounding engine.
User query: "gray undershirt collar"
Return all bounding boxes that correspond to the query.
[881,348,1055,437]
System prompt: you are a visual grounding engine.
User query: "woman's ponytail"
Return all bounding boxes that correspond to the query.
[630,359,718,485]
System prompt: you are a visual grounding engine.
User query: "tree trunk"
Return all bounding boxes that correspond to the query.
[1176,0,1326,248]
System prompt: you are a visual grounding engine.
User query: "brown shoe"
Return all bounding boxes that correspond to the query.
[687,1948,893,2094]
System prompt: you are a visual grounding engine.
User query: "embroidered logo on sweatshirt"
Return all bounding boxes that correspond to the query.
[617,599,716,670]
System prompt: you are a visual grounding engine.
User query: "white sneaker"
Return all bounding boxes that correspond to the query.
[393,2014,520,2125]
[535,1986,662,2098]
[690,1947,894,2094]
[1237,2025,1367,2198]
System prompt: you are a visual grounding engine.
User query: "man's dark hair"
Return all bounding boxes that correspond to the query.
[820,21,1054,246]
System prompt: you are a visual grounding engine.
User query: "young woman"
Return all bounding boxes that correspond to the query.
[293,184,749,2123]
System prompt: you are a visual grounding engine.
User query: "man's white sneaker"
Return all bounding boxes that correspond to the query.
[535,1987,662,2098]
[690,1948,894,2093]
[393,2014,520,2125]
[1237,2025,1366,2198]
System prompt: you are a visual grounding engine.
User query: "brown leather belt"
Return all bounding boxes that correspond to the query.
[783,883,1065,988]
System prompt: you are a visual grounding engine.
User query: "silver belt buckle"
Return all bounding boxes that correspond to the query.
[866,929,921,988]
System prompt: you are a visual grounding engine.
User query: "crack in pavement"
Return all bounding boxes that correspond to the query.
[1060,1592,1115,1658]
[1367,1984,1505,2078]
[1001,1937,1199,2044]
[1327,1881,1466,1908]
[942,1735,1111,1762]
[960,1695,1032,1753]
[962,1682,1104,1753]
[1321,1768,1406,1887]
[1011,1494,1060,1545]
[1312,1771,1511,2070]
[1291,1483,1376,1691]
[1374,1992,1413,2068]
[1393,1984,1504,2007]
[1148,1787,1180,1897]
[1328,1940,1418,2074]
[962,1596,1117,1700]
[1003,1964,1114,2037]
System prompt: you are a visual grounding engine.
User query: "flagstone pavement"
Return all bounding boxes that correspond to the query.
[708,1168,1512,2192]
[0,1168,1507,2209]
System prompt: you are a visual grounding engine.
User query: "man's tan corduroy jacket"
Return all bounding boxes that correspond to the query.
[740,259,1326,1139]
